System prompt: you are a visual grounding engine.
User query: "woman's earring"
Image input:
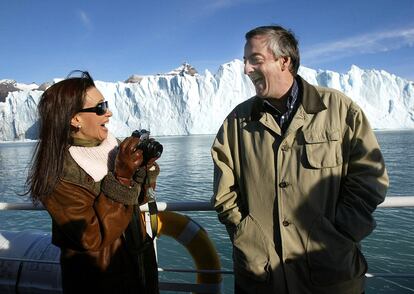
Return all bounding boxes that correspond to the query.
[77,125,82,129]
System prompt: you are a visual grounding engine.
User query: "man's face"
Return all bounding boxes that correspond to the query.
[244,35,284,99]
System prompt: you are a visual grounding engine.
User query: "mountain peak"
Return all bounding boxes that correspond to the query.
[163,62,198,76]
[0,80,18,102]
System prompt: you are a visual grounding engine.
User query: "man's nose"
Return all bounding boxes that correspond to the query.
[244,60,254,75]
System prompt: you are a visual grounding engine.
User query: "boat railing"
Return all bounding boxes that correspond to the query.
[0,195,413,293]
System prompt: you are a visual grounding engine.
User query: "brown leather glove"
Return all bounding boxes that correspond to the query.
[115,136,143,186]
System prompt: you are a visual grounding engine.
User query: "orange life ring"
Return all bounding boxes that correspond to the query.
[156,211,222,289]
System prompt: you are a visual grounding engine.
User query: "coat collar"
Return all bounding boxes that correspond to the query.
[61,151,101,195]
[250,75,326,120]
[299,76,327,114]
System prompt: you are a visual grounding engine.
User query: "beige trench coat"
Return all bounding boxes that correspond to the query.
[211,77,389,294]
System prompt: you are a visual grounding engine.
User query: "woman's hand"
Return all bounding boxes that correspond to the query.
[114,136,143,186]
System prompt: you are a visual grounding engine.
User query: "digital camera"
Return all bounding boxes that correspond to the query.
[131,129,163,164]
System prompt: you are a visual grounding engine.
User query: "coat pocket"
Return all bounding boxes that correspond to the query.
[232,214,270,282]
[306,216,367,286]
[303,129,343,168]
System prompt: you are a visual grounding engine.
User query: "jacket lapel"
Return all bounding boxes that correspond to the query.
[285,76,327,137]
[248,77,327,137]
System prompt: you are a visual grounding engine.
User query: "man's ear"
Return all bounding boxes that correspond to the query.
[280,56,291,71]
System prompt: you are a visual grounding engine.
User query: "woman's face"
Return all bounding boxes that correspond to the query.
[71,87,112,142]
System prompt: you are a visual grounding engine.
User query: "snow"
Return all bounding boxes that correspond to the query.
[0,60,413,141]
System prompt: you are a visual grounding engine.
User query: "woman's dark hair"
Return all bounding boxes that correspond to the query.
[26,71,95,204]
[245,25,300,76]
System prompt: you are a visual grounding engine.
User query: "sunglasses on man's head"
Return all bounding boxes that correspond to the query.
[79,101,108,116]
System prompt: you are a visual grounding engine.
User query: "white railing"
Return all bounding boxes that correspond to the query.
[0,196,413,293]
[1,195,414,211]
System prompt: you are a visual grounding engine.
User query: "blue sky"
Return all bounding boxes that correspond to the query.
[1,0,413,84]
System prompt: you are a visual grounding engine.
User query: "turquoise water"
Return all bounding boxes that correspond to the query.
[0,131,413,293]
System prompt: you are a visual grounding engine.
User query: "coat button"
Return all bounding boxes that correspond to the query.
[282,220,290,227]
[86,176,93,183]
[281,144,289,151]
[279,181,289,188]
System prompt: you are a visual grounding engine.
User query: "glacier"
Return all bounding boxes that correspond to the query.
[0,60,413,141]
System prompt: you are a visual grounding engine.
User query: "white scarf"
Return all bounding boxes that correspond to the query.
[69,133,118,182]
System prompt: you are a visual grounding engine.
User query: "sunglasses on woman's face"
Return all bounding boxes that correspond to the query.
[79,101,108,116]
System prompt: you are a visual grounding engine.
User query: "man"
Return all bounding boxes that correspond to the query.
[211,25,389,294]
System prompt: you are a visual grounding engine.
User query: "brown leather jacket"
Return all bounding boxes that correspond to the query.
[42,152,158,293]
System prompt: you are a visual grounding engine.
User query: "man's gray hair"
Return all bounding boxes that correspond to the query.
[245,25,300,75]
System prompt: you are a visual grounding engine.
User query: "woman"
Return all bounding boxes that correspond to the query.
[26,71,160,293]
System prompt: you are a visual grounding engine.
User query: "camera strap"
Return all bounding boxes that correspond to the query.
[146,187,158,240]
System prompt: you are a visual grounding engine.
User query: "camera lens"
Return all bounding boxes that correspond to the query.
[131,129,163,164]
